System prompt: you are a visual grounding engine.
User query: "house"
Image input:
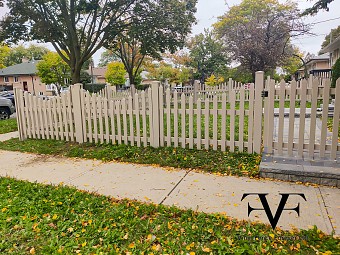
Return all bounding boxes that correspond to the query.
[86,67,107,84]
[320,35,340,67]
[0,60,54,96]
[295,53,331,79]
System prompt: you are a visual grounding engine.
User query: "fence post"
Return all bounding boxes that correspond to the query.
[253,71,264,154]
[14,88,25,141]
[70,83,84,143]
[151,81,160,148]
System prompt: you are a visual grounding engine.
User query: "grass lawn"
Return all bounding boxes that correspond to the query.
[0,118,18,134]
[0,138,261,177]
[0,177,338,254]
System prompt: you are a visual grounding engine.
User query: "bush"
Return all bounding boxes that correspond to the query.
[83,83,106,93]
[331,57,340,88]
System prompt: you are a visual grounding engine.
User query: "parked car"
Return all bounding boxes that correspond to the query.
[0,91,15,106]
[0,96,16,120]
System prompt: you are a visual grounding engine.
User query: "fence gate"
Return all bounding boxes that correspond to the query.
[262,73,340,160]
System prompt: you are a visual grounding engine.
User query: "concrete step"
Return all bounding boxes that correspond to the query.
[260,161,340,187]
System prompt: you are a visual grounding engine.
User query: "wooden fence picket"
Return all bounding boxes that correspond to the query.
[308,78,319,157]
[298,79,307,157]
[287,80,297,156]
[319,79,330,158]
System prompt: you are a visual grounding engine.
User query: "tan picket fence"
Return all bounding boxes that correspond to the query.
[263,75,340,159]
[14,80,263,154]
[14,72,340,159]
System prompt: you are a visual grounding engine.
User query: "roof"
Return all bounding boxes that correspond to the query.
[86,67,107,78]
[307,53,330,61]
[0,61,39,76]
[320,36,340,54]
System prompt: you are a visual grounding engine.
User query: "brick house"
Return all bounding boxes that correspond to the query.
[0,60,54,96]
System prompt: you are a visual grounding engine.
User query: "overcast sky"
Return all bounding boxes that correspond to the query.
[192,0,340,56]
[1,0,340,65]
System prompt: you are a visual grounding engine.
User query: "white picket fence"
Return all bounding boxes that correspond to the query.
[14,72,340,159]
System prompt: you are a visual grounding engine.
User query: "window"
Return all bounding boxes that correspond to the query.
[4,76,9,83]
[46,84,53,91]
[14,76,19,82]
[39,92,43,96]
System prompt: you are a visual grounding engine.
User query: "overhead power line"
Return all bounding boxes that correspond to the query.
[307,17,340,25]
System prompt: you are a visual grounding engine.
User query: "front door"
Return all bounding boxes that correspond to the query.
[23,82,28,91]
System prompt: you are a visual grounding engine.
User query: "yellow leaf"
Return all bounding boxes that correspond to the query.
[29,247,36,255]
[1,207,7,212]
[82,242,87,247]
[52,214,58,220]
[128,243,135,249]
[269,233,275,239]
[227,237,233,245]
[189,252,195,255]
[123,233,129,239]
[152,244,161,251]
[202,247,212,252]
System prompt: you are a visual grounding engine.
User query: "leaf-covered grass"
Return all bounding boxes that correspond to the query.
[0,118,17,134]
[327,118,340,138]
[0,138,261,177]
[0,177,338,254]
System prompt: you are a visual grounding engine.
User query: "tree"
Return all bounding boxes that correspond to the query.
[0,43,10,68]
[146,61,190,84]
[105,0,197,86]
[1,0,197,85]
[105,62,126,86]
[281,47,305,78]
[80,70,91,85]
[205,74,224,86]
[302,0,334,16]
[99,50,119,67]
[226,66,253,84]
[321,26,340,50]
[36,52,70,93]
[214,0,308,80]
[187,30,229,83]
[4,44,49,66]
[331,58,340,88]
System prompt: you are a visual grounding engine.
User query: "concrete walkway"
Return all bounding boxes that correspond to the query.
[0,131,18,142]
[0,149,339,236]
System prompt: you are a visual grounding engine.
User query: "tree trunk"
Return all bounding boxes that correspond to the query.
[128,71,135,87]
[71,64,82,84]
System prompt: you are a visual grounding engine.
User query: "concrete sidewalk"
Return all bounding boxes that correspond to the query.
[0,149,338,236]
[0,131,18,142]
